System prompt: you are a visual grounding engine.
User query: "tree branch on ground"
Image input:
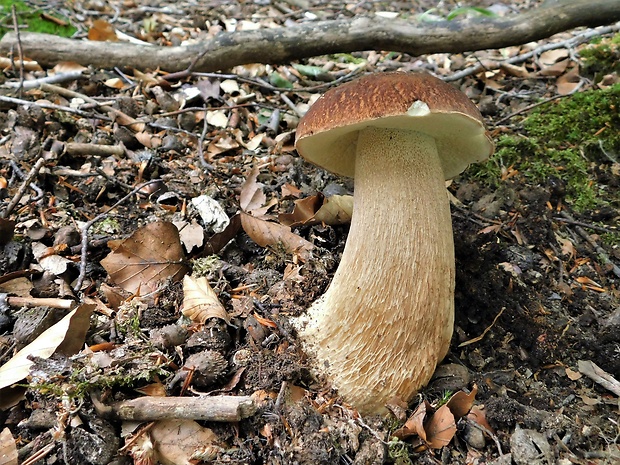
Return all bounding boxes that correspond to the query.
[0,0,619,73]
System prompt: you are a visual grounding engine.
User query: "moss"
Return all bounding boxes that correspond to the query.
[579,33,620,80]
[0,0,76,38]
[468,84,620,213]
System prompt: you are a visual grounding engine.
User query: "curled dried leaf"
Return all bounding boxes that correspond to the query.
[182,276,230,324]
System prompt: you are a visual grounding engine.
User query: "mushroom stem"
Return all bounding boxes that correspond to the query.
[297,126,455,414]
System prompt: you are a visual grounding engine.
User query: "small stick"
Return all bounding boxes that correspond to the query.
[578,360,620,397]
[97,395,256,422]
[1,156,45,218]
[4,70,86,90]
[10,5,24,96]
[0,294,75,309]
[63,142,125,157]
[554,216,618,235]
[0,95,112,120]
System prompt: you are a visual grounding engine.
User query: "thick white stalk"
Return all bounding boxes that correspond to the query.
[298,126,455,414]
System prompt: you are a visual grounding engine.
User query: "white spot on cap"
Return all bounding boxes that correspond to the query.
[407,100,430,116]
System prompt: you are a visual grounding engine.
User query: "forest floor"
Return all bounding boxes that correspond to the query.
[0,1,619,464]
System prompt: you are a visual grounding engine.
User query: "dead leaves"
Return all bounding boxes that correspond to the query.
[240,166,314,261]
[101,221,188,294]
[182,275,230,325]
[0,303,94,392]
[393,386,479,450]
[279,193,353,227]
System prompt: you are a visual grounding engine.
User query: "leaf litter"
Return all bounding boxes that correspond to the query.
[0,0,619,464]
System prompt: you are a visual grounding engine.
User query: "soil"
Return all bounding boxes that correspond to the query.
[0,1,619,465]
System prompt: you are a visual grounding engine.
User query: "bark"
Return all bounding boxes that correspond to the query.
[0,0,618,73]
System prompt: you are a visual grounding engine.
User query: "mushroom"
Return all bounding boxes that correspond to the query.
[293,72,494,414]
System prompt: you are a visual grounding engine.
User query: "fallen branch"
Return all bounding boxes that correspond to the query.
[94,395,257,422]
[0,0,619,73]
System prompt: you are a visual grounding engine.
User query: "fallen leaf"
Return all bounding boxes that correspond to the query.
[446,384,477,418]
[88,19,118,42]
[239,166,267,214]
[280,194,353,227]
[240,212,314,261]
[0,303,94,390]
[467,405,493,433]
[101,221,188,294]
[148,419,220,465]
[182,275,230,324]
[556,65,582,95]
[424,404,457,449]
[392,400,430,441]
[0,427,18,465]
[564,367,581,380]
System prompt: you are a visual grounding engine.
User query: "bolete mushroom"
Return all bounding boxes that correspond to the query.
[293,72,494,414]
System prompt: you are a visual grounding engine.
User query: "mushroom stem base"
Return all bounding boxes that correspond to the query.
[295,126,455,414]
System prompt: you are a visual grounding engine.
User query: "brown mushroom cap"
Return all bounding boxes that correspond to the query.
[295,72,494,179]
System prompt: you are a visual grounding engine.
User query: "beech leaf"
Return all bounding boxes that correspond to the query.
[182,275,230,324]
[101,221,188,294]
[240,212,313,261]
[279,194,353,227]
[0,303,94,390]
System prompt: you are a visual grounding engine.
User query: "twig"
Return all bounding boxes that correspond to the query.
[1,156,46,218]
[554,216,619,235]
[458,307,506,347]
[578,360,620,397]
[559,211,620,278]
[63,142,125,158]
[95,395,257,422]
[0,94,112,120]
[73,179,162,292]
[10,5,24,96]
[39,83,143,132]
[0,294,75,309]
[3,70,87,90]
[493,93,569,126]
[196,108,212,171]
[464,417,503,456]
[444,23,620,82]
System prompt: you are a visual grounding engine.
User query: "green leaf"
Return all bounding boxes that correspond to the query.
[292,64,326,78]
[269,72,294,89]
[446,6,497,21]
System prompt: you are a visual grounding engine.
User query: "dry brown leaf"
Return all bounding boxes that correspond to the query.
[467,405,494,433]
[0,303,94,390]
[565,367,582,381]
[392,400,429,440]
[148,419,220,465]
[280,194,353,227]
[88,19,118,42]
[556,65,582,95]
[101,221,188,294]
[182,275,230,324]
[239,166,267,213]
[281,183,302,199]
[0,427,18,465]
[204,213,242,255]
[0,57,42,72]
[446,384,478,418]
[424,404,457,449]
[240,212,313,261]
[52,62,87,74]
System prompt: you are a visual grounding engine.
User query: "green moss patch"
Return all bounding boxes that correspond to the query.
[0,0,76,38]
[470,83,620,212]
